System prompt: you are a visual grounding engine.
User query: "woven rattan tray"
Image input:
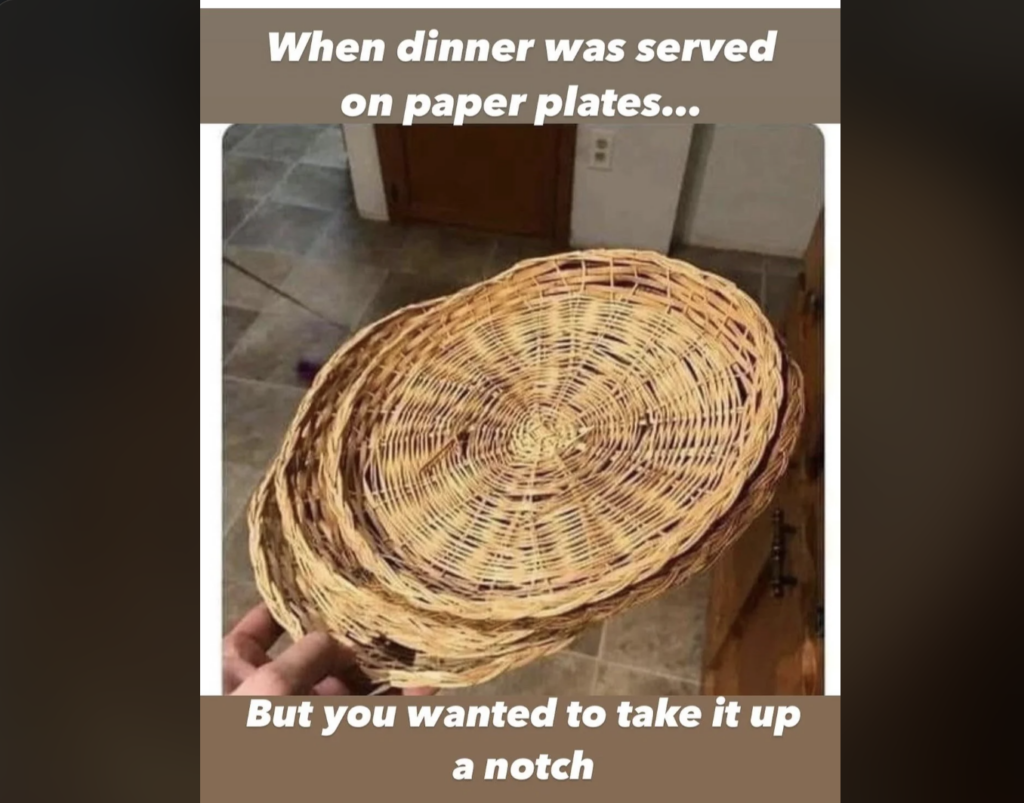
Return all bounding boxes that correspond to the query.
[248,250,804,687]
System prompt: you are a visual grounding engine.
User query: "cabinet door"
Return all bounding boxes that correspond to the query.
[702,212,825,696]
[374,125,575,244]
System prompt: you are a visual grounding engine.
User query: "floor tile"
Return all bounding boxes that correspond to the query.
[223,198,260,240]
[223,156,291,200]
[232,124,322,162]
[715,267,765,309]
[223,461,264,531]
[223,305,259,358]
[672,244,765,275]
[601,574,710,682]
[301,126,348,169]
[223,124,258,153]
[222,247,299,311]
[223,578,263,635]
[225,304,351,388]
[229,201,334,256]
[272,165,353,211]
[401,225,496,274]
[451,651,597,697]
[488,235,558,278]
[566,623,604,657]
[672,244,765,308]
[592,663,700,696]
[223,246,299,284]
[222,377,306,469]
[358,270,469,328]
[763,254,804,277]
[224,263,275,312]
[276,253,390,330]
[308,216,410,262]
[223,515,254,588]
[765,273,801,326]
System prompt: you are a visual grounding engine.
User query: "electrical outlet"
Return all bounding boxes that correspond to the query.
[588,129,615,171]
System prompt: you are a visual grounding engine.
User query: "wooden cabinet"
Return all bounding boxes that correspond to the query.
[374,125,575,244]
[702,213,826,695]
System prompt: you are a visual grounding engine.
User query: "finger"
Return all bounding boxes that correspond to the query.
[234,632,339,696]
[401,686,438,696]
[222,631,271,670]
[313,676,350,696]
[222,654,258,693]
[226,603,284,654]
[320,637,357,675]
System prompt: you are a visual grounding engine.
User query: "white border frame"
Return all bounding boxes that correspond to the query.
[200,125,225,695]
[200,3,840,697]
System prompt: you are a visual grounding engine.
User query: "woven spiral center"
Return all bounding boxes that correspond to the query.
[337,285,781,605]
[511,413,583,460]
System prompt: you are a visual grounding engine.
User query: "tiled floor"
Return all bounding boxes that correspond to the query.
[221,124,801,695]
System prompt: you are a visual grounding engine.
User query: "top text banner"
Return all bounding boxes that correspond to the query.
[200,9,840,124]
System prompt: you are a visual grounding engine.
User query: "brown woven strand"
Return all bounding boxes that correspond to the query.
[247,249,803,687]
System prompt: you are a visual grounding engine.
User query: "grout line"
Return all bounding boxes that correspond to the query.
[347,267,394,332]
[222,472,260,539]
[223,199,262,242]
[268,196,352,215]
[268,164,354,214]
[223,243,311,263]
[226,189,274,246]
[222,337,247,376]
[224,128,300,239]
[568,650,702,687]
[222,490,242,539]
[221,306,269,366]
[226,129,323,249]
[588,654,601,695]
[229,126,323,165]
[303,217,335,261]
[223,374,309,394]
[222,129,349,349]
[225,123,262,156]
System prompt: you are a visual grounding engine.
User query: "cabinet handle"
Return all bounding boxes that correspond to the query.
[771,509,798,598]
[805,290,824,322]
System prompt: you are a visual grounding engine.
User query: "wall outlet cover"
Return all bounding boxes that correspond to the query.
[588,129,615,170]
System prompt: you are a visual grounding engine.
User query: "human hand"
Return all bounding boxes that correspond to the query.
[223,603,436,696]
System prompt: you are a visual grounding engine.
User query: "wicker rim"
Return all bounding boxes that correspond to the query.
[247,250,804,687]
[320,251,785,619]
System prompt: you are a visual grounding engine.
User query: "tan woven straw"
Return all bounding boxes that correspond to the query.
[247,249,804,687]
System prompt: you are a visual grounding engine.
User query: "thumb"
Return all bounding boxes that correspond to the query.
[232,632,340,696]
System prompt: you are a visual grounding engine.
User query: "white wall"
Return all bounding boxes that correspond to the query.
[342,124,389,221]
[570,124,693,253]
[344,124,820,257]
[676,124,824,257]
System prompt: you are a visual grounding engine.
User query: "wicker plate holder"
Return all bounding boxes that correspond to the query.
[248,250,804,688]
